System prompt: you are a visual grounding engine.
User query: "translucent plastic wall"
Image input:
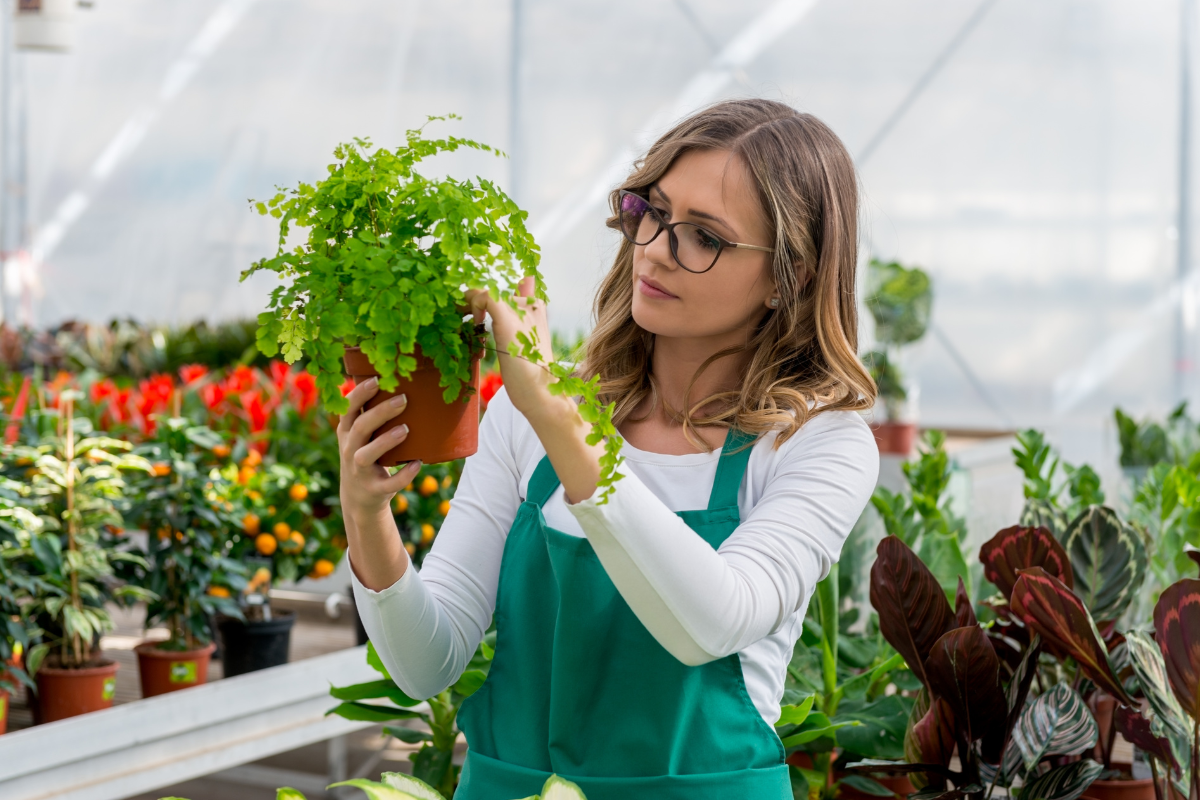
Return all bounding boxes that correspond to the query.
[14,0,1195,472]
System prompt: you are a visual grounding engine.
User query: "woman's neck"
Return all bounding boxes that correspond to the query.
[618,331,751,454]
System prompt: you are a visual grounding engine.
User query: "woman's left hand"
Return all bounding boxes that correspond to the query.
[465,277,570,421]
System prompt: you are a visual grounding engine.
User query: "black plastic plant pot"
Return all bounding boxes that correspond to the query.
[216,610,296,677]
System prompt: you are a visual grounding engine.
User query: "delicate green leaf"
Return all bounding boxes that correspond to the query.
[1008,684,1097,777]
[1060,506,1147,621]
[379,771,446,799]
[326,779,420,800]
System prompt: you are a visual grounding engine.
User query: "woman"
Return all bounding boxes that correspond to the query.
[340,99,880,799]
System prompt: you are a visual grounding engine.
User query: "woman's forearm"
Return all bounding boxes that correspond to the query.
[345,502,410,592]
[523,396,606,505]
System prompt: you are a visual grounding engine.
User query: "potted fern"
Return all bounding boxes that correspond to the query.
[244,118,539,466]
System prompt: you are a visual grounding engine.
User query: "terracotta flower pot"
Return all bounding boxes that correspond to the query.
[135,641,215,697]
[1082,764,1156,800]
[343,330,485,466]
[34,659,118,723]
[870,421,917,456]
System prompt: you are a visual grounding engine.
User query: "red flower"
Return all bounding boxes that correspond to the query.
[480,371,503,406]
[133,374,175,435]
[199,382,227,412]
[268,360,290,391]
[90,378,117,405]
[240,390,270,434]
[291,371,318,414]
[224,365,256,394]
[110,387,133,424]
[340,378,356,397]
[179,364,208,385]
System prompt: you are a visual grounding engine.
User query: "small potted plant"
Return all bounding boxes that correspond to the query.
[117,417,245,697]
[217,460,342,676]
[9,396,154,722]
[243,118,540,467]
[863,258,932,456]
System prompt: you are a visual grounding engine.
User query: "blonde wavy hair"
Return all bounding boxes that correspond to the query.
[576,98,876,451]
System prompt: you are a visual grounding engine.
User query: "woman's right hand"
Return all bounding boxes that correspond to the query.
[337,377,424,524]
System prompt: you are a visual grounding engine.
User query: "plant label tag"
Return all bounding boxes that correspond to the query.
[102,677,116,700]
[170,661,198,683]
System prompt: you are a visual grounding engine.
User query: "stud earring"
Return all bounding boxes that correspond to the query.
[768,297,780,308]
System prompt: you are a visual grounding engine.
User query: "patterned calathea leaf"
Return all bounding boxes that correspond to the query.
[870,536,955,688]
[979,525,1073,600]
[923,625,1008,762]
[1019,759,1104,800]
[1007,684,1098,777]
[1010,567,1132,705]
[1060,505,1147,622]
[1020,498,1068,540]
[1186,546,1200,575]
[1113,703,1180,774]
[1154,577,1200,720]
[1125,631,1192,742]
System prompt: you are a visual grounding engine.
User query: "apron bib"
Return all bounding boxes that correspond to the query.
[456,429,790,800]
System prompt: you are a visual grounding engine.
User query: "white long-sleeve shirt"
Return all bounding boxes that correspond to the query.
[351,386,878,723]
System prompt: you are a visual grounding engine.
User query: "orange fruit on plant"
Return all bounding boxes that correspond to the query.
[242,513,260,535]
[441,474,453,489]
[273,521,291,540]
[247,490,262,502]
[404,482,413,492]
[151,462,171,477]
[156,525,171,541]
[418,475,438,496]
[394,494,409,514]
[289,484,309,502]
[255,533,277,555]
[281,531,304,553]
[242,449,262,467]
[438,499,450,516]
[238,466,255,485]
[213,444,231,458]
[312,558,334,578]
[404,542,416,556]
[420,523,435,545]
[207,585,230,598]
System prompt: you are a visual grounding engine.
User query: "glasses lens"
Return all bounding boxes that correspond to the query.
[619,193,659,245]
[671,223,723,273]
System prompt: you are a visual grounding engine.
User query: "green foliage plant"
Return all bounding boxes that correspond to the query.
[158,771,589,800]
[870,430,971,599]
[1129,456,1200,595]
[8,396,155,673]
[1012,428,1105,535]
[1114,403,1200,470]
[0,472,46,696]
[117,417,245,650]
[328,636,494,797]
[245,117,624,500]
[863,258,932,421]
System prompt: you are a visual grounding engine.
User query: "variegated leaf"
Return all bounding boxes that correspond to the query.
[1154,577,1200,719]
[1009,684,1097,776]
[1019,759,1103,800]
[1019,498,1067,540]
[1125,631,1192,743]
[1060,505,1147,622]
[979,525,1072,600]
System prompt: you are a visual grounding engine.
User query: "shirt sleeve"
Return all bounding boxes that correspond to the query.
[350,387,527,700]
[566,411,879,666]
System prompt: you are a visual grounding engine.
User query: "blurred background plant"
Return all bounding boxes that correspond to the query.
[862,259,932,424]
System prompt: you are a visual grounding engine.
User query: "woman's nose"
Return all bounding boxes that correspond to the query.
[643,228,677,270]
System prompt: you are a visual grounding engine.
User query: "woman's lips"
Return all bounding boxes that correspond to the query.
[638,278,677,299]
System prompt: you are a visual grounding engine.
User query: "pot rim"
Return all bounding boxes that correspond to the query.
[134,640,216,659]
[342,323,488,372]
[35,659,118,677]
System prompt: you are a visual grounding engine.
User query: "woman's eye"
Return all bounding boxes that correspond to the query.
[695,228,721,251]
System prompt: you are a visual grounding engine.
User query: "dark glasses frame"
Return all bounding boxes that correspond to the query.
[617,189,774,274]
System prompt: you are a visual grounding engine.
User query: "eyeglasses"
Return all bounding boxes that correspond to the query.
[617,190,774,274]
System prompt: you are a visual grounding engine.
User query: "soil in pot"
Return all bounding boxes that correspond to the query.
[34,657,118,723]
[1083,764,1156,800]
[343,328,485,466]
[135,641,215,698]
[870,421,917,456]
[217,609,296,677]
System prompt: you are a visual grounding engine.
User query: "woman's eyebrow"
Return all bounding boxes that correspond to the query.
[651,184,737,237]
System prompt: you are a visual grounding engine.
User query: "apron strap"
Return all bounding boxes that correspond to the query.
[526,454,562,507]
[525,428,758,511]
[707,428,757,511]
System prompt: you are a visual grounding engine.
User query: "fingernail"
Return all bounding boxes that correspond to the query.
[391,424,408,439]
[365,377,378,389]
[390,394,407,408]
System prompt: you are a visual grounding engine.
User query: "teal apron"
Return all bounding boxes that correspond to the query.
[456,428,790,800]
